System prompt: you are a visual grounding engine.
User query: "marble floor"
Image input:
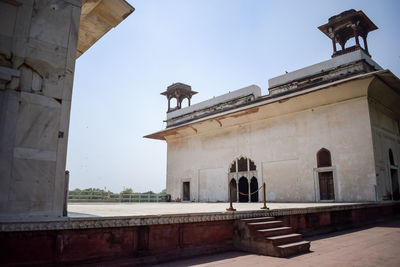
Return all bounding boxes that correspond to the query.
[68,202,362,217]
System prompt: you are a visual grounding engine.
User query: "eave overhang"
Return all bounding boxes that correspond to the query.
[76,0,134,58]
[144,70,400,141]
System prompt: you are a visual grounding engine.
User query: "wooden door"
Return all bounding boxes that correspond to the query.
[183,182,190,201]
[319,171,334,200]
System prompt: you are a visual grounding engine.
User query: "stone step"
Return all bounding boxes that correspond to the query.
[240,217,276,223]
[277,241,311,257]
[257,226,293,237]
[266,233,303,246]
[247,220,283,229]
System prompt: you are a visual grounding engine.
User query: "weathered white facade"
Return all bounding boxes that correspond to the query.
[368,77,400,200]
[0,0,133,218]
[149,74,399,203]
[146,10,400,203]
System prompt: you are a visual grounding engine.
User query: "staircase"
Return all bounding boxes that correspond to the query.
[233,216,310,257]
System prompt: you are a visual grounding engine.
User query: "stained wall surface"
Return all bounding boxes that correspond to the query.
[0,0,82,217]
[368,79,400,200]
[165,78,379,202]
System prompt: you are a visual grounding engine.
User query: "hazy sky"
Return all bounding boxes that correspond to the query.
[66,0,400,193]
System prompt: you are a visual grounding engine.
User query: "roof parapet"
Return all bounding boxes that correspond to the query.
[166,85,261,127]
[268,50,382,96]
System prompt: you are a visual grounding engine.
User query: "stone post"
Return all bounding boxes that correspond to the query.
[63,171,70,216]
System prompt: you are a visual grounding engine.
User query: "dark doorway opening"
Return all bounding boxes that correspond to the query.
[239,177,248,202]
[317,148,335,201]
[230,179,237,202]
[250,177,258,202]
[317,148,332,167]
[183,182,190,201]
[391,169,399,200]
[319,171,335,200]
[389,149,399,201]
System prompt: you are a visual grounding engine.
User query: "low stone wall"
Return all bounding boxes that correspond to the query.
[0,220,233,266]
[277,202,400,237]
[0,202,399,265]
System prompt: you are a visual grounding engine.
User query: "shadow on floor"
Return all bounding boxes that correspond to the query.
[151,250,249,267]
[304,217,400,242]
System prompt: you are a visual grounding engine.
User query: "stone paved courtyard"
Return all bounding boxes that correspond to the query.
[68,202,360,217]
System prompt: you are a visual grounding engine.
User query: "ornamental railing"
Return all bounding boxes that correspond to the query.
[68,191,167,203]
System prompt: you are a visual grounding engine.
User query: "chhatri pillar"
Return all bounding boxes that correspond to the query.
[318,9,378,58]
[161,82,198,112]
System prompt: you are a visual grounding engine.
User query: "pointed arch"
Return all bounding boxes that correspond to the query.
[180,97,189,108]
[316,148,334,200]
[169,97,178,109]
[317,148,332,168]
[228,156,258,202]
[229,161,236,173]
[239,177,249,202]
[229,156,256,173]
[250,177,258,202]
[249,159,256,171]
[238,157,248,172]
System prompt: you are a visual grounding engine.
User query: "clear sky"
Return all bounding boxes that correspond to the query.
[66,0,400,193]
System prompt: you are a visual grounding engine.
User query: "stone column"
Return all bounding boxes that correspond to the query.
[331,38,337,53]
[362,35,369,54]
[0,0,82,218]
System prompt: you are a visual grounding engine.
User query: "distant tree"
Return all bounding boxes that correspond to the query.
[143,190,155,194]
[160,189,167,194]
[121,188,133,194]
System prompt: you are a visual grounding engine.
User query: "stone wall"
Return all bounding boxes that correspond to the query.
[368,78,400,200]
[0,220,234,265]
[0,0,82,217]
[0,203,398,265]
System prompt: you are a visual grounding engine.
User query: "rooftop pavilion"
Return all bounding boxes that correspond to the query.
[318,9,378,58]
[149,10,383,131]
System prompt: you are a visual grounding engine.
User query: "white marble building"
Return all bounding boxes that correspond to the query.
[146,10,400,203]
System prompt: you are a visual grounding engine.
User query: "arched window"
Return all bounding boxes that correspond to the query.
[230,161,236,173]
[230,157,256,173]
[249,160,256,171]
[170,97,177,109]
[238,157,248,172]
[317,148,332,168]
[181,98,189,108]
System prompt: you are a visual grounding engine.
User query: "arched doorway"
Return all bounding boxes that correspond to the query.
[250,177,258,202]
[230,179,237,202]
[317,148,335,200]
[389,149,399,200]
[239,177,249,202]
[229,157,258,202]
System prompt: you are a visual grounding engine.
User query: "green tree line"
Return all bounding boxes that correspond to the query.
[68,188,167,202]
